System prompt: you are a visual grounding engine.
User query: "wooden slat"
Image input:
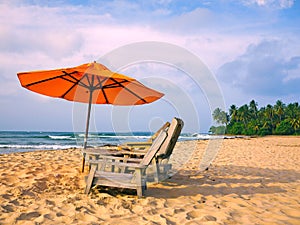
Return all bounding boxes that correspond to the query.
[85,164,97,194]
[89,155,142,163]
[93,170,146,190]
[90,160,147,169]
[141,130,167,166]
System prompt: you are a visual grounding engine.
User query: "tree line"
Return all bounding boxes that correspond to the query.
[210,100,300,136]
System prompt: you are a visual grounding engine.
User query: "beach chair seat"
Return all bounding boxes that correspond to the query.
[85,129,168,197]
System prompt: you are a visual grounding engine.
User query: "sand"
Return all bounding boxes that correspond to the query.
[0,136,299,224]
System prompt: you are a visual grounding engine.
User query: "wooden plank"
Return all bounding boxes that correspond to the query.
[85,164,97,194]
[90,160,147,169]
[93,171,146,190]
[124,142,152,146]
[95,171,134,179]
[141,131,167,166]
[151,159,159,183]
[135,169,143,197]
[89,155,142,163]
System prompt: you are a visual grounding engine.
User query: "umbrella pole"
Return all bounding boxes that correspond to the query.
[82,90,93,172]
[84,93,93,149]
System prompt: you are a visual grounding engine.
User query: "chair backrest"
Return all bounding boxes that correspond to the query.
[148,121,170,142]
[140,130,168,166]
[157,117,184,159]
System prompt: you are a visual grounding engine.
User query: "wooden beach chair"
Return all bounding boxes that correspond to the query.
[84,117,184,182]
[81,121,170,172]
[84,129,168,197]
[123,117,184,181]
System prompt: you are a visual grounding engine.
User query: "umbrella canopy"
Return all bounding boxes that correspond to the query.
[17,62,163,105]
[17,61,164,150]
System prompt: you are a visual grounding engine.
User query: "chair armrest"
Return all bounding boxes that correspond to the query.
[123,142,152,147]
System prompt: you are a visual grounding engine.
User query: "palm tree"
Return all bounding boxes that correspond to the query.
[274,100,285,123]
[288,118,300,131]
[249,100,258,119]
[212,108,228,125]
[237,104,251,130]
[225,100,299,135]
[285,103,300,132]
[229,105,238,122]
[264,104,275,130]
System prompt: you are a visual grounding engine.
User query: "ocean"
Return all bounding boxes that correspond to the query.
[0,131,215,154]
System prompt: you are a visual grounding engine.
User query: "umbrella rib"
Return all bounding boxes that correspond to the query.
[67,73,91,89]
[60,72,96,98]
[79,73,103,90]
[93,76,109,89]
[61,73,99,99]
[110,78,147,103]
[96,76,109,104]
[103,80,129,89]
[24,71,78,88]
[61,72,81,84]
[60,74,82,98]
[85,73,93,87]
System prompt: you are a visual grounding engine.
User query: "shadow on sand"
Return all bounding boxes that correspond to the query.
[146,165,300,198]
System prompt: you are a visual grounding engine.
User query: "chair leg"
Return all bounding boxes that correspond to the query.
[152,159,159,183]
[135,169,143,197]
[81,153,86,173]
[85,164,97,194]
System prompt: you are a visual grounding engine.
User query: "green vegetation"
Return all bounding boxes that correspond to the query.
[210,100,300,136]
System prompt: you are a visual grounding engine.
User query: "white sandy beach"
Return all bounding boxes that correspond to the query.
[0,136,299,224]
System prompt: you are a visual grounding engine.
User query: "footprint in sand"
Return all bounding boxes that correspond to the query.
[1,194,13,200]
[186,210,218,222]
[281,209,300,218]
[45,199,56,206]
[9,199,20,206]
[201,215,217,222]
[186,210,202,219]
[1,176,17,185]
[16,211,41,221]
[1,204,14,213]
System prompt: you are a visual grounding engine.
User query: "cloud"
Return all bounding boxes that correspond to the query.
[164,7,215,33]
[1,0,299,131]
[0,3,99,58]
[241,0,294,9]
[217,39,300,97]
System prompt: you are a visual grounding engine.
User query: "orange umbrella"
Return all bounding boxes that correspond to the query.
[17,61,164,150]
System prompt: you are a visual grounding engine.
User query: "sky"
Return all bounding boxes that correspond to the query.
[0,0,299,133]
